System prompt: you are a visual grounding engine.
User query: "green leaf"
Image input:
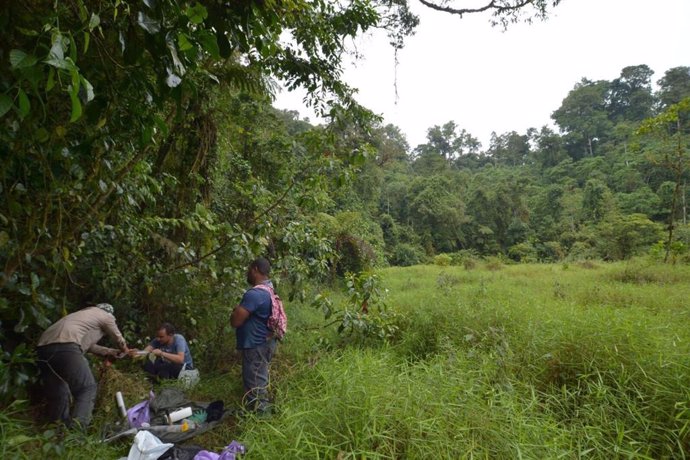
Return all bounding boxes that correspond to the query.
[178,33,193,52]
[16,27,39,37]
[10,49,38,69]
[31,272,40,290]
[77,0,88,21]
[36,127,50,142]
[202,70,219,84]
[0,94,12,118]
[69,91,82,122]
[81,76,94,102]
[70,69,81,96]
[185,3,208,24]
[46,68,55,91]
[17,89,30,118]
[137,11,160,34]
[45,54,74,70]
[88,13,100,31]
[166,32,185,75]
[69,32,78,63]
[0,231,8,247]
[197,30,220,60]
[7,435,34,447]
[44,33,67,68]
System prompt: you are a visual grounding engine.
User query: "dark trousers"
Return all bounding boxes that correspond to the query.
[143,359,182,380]
[241,339,277,412]
[36,343,97,428]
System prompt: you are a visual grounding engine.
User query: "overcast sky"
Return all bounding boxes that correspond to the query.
[273,0,690,149]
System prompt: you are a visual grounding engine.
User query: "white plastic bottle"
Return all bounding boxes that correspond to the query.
[166,406,193,424]
[115,391,127,417]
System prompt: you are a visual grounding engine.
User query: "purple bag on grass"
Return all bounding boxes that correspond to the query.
[127,391,154,428]
[194,441,245,460]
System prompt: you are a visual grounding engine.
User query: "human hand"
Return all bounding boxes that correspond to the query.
[127,348,140,357]
[103,349,124,362]
[152,348,163,357]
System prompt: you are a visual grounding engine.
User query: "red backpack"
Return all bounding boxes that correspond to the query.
[253,284,287,340]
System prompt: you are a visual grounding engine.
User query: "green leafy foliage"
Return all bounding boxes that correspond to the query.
[311,271,399,347]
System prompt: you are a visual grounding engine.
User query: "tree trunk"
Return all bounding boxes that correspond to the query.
[587,137,593,157]
[682,182,688,225]
[665,118,685,263]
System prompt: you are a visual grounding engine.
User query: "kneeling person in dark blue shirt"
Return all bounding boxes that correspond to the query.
[131,322,194,381]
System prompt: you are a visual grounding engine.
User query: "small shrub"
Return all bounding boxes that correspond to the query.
[566,241,597,261]
[484,256,504,271]
[390,243,425,267]
[539,241,565,262]
[433,254,452,266]
[436,272,461,292]
[649,238,690,264]
[335,234,377,275]
[462,258,477,270]
[610,263,662,284]
[553,280,566,299]
[576,260,599,269]
[446,250,479,270]
[508,242,537,263]
[312,272,400,347]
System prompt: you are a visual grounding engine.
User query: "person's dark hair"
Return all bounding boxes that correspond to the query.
[159,322,176,336]
[250,257,271,276]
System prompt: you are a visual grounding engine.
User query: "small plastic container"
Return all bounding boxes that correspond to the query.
[115,391,127,417]
[166,406,193,424]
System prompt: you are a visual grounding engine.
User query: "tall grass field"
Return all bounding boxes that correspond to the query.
[4,259,690,459]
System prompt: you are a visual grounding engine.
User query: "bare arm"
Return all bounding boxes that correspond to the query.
[89,344,120,357]
[127,343,154,356]
[231,305,250,328]
[100,313,129,353]
[152,348,184,364]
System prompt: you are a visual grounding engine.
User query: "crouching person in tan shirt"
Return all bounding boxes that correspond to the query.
[36,303,130,429]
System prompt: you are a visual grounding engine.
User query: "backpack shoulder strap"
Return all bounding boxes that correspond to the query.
[252,284,274,294]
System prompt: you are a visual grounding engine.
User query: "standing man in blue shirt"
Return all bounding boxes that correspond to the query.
[231,257,277,413]
[131,322,194,381]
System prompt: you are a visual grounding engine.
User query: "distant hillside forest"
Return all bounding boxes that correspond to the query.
[313,64,690,267]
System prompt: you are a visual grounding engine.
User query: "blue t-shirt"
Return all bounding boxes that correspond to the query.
[150,333,194,369]
[236,283,273,349]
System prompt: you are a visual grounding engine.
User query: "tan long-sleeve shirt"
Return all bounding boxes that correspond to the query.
[37,306,127,355]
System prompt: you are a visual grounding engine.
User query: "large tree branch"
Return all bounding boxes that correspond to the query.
[417,0,535,17]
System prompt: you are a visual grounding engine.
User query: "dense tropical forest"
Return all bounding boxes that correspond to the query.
[1,0,690,457]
